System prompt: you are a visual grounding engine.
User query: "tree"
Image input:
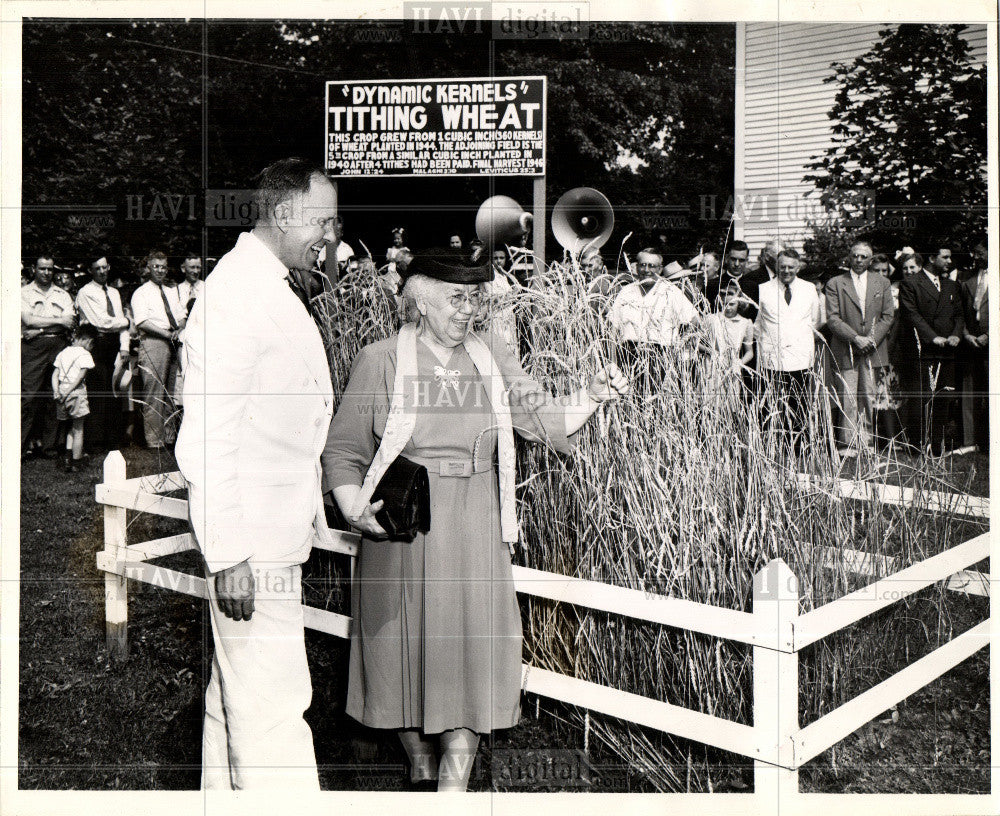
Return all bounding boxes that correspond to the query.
[805,24,986,254]
[22,22,203,270]
[22,21,736,272]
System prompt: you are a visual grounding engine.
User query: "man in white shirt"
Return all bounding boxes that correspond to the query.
[176,253,204,316]
[75,255,131,449]
[754,249,821,449]
[611,248,698,345]
[21,255,75,456]
[609,247,698,389]
[131,250,186,449]
[175,157,337,789]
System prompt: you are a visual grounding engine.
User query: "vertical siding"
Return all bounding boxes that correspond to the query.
[735,23,988,252]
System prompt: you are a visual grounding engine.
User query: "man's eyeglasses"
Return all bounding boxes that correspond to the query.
[447,291,484,310]
[637,262,662,271]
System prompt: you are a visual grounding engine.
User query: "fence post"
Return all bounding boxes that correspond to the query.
[753,558,799,811]
[102,451,128,660]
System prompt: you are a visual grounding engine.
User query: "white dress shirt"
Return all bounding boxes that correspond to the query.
[851,271,868,320]
[131,280,185,335]
[754,277,821,371]
[177,279,205,311]
[610,278,698,346]
[76,280,131,351]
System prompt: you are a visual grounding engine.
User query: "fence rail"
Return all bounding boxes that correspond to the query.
[95,452,990,801]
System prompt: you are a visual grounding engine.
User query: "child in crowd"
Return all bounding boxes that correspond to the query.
[52,323,97,472]
[703,285,754,371]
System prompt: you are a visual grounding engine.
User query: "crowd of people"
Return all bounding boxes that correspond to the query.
[20,250,203,469]
[20,157,989,794]
[577,236,988,459]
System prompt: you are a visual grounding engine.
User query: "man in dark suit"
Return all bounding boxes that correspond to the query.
[897,247,965,454]
[959,241,988,452]
[738,237,786,322]
[705,240,752,313]
[824,242,896,455]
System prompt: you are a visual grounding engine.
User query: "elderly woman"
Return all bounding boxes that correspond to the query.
[322,247,627,792]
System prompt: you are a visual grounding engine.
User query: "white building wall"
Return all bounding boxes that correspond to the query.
[735,23,988,253]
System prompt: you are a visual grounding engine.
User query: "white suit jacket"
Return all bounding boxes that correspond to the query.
[754,277,820,372]
[175,232,334,573]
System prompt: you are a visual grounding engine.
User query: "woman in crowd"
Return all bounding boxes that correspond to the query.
[871,253,904,447]
[322,247,628,792]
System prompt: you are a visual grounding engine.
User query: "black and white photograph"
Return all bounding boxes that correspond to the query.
[1,1,996,814]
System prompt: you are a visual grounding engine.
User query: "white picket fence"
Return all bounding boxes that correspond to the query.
[95,450,990,806]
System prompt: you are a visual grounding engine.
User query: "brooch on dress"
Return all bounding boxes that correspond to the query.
[434,365,461,390]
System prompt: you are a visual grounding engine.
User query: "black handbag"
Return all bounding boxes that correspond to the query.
[371,456,431,543]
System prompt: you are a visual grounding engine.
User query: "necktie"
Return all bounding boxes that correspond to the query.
[159,285,179,330]
[286,275,313,317]
[103,285,115,316]
[784,284,792,305]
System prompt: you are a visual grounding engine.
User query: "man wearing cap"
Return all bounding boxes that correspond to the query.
[175,157,337,790]
[21,255,75,457]
[131,251,186,449]
[76,255,131,450]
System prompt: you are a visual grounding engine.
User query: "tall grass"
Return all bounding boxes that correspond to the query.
[311,257,987,791]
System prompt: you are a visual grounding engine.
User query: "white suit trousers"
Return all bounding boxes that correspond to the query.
[202,563,319,790]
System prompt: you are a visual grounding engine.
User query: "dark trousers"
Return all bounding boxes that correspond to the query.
[759,367,811,453]
[899,354,957,452]
[84,332,124,449]
[21,333,66,451]
[960,353,988,451]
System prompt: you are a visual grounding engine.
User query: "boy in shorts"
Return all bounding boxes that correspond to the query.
[52,323,97,472]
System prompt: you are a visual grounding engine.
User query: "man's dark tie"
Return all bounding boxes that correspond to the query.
[103,285,115,316]
[286,274,313,316]
[784,284,792,305]
[159,284,179,330]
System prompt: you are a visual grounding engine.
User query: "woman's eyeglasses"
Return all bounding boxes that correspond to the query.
[447,291,484,310]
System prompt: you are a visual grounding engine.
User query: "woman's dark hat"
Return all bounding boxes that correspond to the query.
[404,247,492,284]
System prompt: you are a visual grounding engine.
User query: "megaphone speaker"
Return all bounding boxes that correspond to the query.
[475,195,533,247]
[552,187,614,254]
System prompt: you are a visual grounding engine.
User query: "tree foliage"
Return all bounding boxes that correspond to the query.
[22,20,735,272]
[805,24,986,254]
[22,21,203,266]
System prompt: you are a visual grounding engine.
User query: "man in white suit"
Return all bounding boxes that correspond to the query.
[175,158,337,789]
[754,248,821,450]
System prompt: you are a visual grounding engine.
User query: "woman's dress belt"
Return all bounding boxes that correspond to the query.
[406,455,493,478]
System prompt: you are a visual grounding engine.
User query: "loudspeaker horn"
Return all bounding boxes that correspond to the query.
[475,195,533,247]
[552,187,614,254]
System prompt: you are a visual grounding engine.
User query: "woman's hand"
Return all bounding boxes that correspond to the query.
[352,499,389,539]
[331,485,389,539]
[587,365,630,403]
